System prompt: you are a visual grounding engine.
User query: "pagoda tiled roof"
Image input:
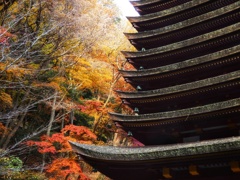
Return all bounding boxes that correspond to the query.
[127,0,208,23]
[120,45,240,78]
[125,1,240,39]
[130,0,191,15]
[109,98,240,122]
[117,71,240,114]
[117,70,240,99]
[126,33,240,69]
[70,136,240,161]
[122,23,240,58]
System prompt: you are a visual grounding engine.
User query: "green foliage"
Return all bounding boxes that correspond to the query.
[0,156,46,180]
[67,88,83,102]
[38,70,59,82]
[0,156,23,171]
[67,88,94,103]
[2,170,47,180]
[80,89,94,99]
[74,111,94,128]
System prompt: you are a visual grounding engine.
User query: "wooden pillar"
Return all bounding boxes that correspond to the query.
[189,165,199,176]
[230,161,240,173]
[163,167,172,179]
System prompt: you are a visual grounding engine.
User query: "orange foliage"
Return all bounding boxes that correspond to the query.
[47,158,90,180]
[0,123,7,136]
[0,62,6,71]
[26,125,96,179]
[26,125,96,154]
[62,124,97,143]
[5,66,30,80]
[78,100,103,114]
[114,76,135,92]
[26,140,57,154]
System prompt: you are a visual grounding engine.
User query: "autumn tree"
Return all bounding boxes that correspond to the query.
[0,0,94,148]
[65,0,136,140]
[0,0,136,178]
[0,2,88,174]
[26,124,96,179]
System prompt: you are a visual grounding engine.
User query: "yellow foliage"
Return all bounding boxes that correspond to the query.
[51,76,66,84]
[0,62,6,71]
[66,57,93,90]
[26,63,40,70]
[5,66,29,80]
[0,92,13,110]
[33,82,61,92]
[7,1,19,14]
[42,43,55,55]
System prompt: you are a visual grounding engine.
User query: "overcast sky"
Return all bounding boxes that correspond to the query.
[113,0,139,16]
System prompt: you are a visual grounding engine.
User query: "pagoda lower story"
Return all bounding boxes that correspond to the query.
[71,0,240,179]
[70,137,240,180]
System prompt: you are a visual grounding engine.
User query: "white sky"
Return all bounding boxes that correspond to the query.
[113,0,139,16]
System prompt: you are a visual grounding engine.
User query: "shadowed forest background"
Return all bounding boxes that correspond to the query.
[0,0,137,179]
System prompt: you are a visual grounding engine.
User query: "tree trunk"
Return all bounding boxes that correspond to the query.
[70,109,74,125]
[0,90,30,148]
[93,113,103,133]
[42,92,57,172]
[2,112,26,149]
[93,72,121,132]
[46,92,57,136]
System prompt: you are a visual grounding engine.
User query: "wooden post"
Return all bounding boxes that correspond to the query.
[230,161,240,173]
[163,167,172,179]
[189,165,199,176]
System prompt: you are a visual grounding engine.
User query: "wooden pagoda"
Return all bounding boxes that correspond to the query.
[70,0,240,179]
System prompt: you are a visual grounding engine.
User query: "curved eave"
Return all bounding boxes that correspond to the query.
[109,98,240,122]
[120,45,240,77]
[125,2,240,39]
[116,70,240,99]
[129,0,163,7]
[130,0,192,15]
[122,23,240,58]
[70,136,240,161]
[127,0,209,23]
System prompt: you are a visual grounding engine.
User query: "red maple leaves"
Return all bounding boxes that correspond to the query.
[26,125,96,179]
[26,125,97,154]
[47,158,89,180]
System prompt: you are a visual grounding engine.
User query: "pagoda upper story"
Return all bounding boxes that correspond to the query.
[109,0,240,146]
[127,0,240,49]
